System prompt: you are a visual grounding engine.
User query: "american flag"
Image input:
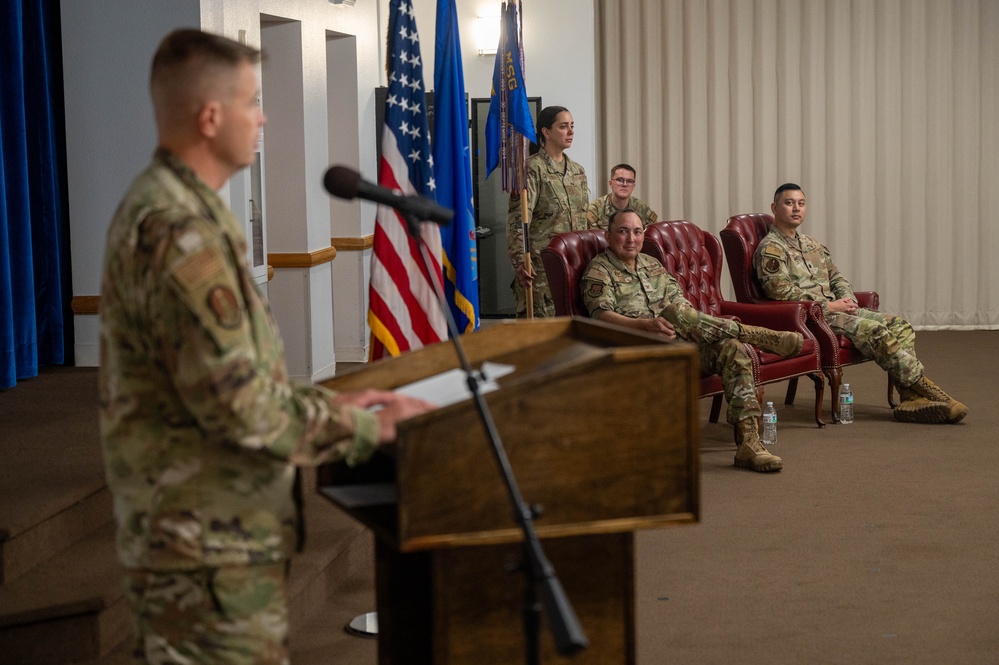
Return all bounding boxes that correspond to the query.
[368,0,446,359]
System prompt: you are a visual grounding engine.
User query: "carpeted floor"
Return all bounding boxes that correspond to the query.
[634,330,999,665]
[2,330,997,664]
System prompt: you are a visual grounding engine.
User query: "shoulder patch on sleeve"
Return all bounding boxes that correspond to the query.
[170,244,248,351]
[648,211,658,223]
[763,257,782,275]
[762,244,784,259]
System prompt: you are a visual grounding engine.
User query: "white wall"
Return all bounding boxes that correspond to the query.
[434,0,598,178]
[61,1,202,366]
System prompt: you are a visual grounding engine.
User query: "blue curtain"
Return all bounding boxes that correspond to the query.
[1,0,70,389]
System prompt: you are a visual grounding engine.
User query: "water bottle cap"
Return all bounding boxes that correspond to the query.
[766,401,774,406]
[843,383,850,389]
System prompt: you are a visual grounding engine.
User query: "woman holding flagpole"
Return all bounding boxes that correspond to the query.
[507,105,590,318]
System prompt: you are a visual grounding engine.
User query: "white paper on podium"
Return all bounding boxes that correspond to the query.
[390,361,516,409]
[328,363,517,508]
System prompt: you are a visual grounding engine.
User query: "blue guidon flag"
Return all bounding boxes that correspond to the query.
[485,1,537,189]
[433,0,479,333]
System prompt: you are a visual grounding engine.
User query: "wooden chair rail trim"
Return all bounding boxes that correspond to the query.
[268,246,337,268]
[330,234,374,251]
[71,296,100,315]
[73,266,276,313]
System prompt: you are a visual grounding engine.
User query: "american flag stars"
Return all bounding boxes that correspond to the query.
[384,0,433,191]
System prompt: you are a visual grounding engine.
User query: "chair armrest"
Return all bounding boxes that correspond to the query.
[735,295,846,365]
[855,291,879,310]
[719,300,811,335]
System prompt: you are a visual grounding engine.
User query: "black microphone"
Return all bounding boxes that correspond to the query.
[323,165,453,226]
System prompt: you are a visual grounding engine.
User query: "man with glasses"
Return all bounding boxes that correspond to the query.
[586,163,659,230]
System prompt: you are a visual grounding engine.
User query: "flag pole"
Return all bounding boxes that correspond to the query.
[516,0,533,320]
[521,194,533,319]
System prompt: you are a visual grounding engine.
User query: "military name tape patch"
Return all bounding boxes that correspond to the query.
[206,286,242,330]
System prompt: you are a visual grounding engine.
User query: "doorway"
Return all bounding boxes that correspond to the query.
[470,97,541,318]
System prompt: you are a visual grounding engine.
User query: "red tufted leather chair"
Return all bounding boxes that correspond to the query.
[720,213,896,422]
[642,220,826,427]
[540,228,733,423]
[539,229,608,317]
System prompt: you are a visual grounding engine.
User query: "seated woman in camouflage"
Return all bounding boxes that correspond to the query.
[582,209,803,473]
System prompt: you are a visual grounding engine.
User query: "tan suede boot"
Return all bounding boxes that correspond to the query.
[734,418,783,473]
[893,396,953,424]
[738,325,804,358]
[908,376,968,423]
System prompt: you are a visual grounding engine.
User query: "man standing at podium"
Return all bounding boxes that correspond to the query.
[582,210,802,473]
[98,29,433,662]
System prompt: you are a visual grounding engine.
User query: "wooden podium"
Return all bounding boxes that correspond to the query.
[318,318,700,664]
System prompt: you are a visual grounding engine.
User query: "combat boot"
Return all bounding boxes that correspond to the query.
[893,396,953,424]
[908,376,968,423]
[738,325,803,358]
[733,418,783,473]
[894,383,955,423]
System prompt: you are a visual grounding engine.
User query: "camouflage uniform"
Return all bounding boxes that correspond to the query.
[99,150,380,660]
[507,151,589,317]
[585,194,658,231]
[123,563,288,664]
[754,226,923,387]
[582,250,760,425]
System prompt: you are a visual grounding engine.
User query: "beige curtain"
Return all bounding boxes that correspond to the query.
[595,0,998,328]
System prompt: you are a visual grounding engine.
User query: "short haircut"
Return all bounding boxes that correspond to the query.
[773,182,804,203]
[607,207,639,230]
[609,163,636,179]
[150,29,262,126]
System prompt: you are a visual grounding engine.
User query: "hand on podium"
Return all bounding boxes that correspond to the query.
[332,389,437,442]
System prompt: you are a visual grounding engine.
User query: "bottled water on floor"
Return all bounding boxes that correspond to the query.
[762,401,778,445]
[839,383,854,424]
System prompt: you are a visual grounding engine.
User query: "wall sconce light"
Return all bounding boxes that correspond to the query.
[474,16,500,56]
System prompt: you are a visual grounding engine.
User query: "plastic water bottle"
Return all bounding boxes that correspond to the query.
[839,383,854,424]
[761,402,778,445]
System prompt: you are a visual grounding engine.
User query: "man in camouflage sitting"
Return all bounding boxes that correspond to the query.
[585,163,658,230]
[582,209,803,473]
[755,183,967,424]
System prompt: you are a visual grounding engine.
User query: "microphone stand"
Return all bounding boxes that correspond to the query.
[402,213,588,662]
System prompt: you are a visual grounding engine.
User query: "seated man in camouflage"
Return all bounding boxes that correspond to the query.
[755,183,967,424]
[586,163,658,230]
[582,209,803,473]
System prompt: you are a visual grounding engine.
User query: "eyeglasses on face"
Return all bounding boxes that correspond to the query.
[612,178,636,186]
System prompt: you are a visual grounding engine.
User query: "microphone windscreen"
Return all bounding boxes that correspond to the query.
[323,165,360,200]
